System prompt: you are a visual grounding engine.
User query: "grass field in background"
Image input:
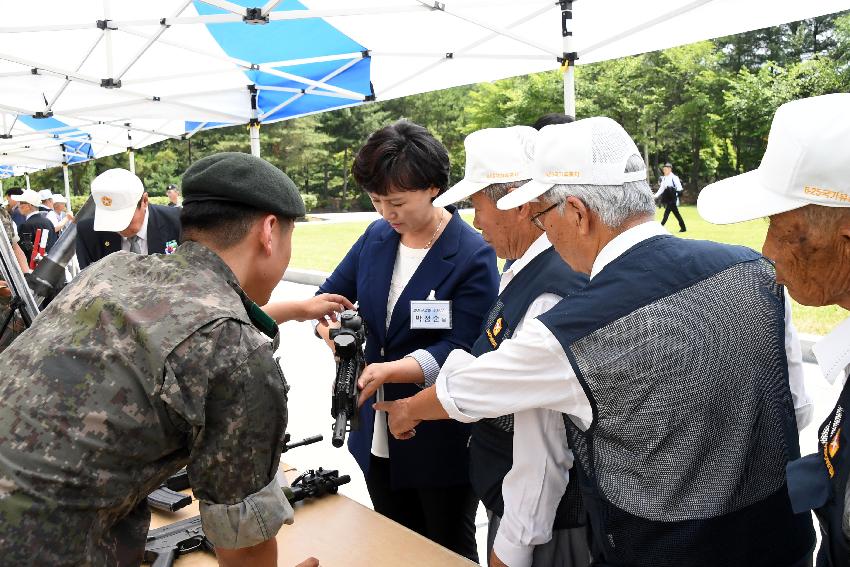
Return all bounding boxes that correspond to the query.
[290,206,846,335]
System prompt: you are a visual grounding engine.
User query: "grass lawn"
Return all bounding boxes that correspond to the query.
[290,207,846,336]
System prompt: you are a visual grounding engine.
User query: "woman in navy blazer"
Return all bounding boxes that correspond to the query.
[317,121,498,561]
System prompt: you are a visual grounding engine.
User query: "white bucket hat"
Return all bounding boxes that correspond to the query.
[497,117,646,210]
[91,168,145,232]
[433,126,537,208]
[51,194,67,204]
[698,93,850,224]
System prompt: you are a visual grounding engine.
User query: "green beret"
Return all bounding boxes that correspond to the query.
[181,152,306,217]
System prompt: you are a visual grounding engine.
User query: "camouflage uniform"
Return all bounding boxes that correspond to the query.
[0,206,16,245]
[0,206,22,351]
[0,241,292,566]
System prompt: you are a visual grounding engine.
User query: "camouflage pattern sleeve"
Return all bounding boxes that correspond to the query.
[160,318,291,548]
[0,208,16,244]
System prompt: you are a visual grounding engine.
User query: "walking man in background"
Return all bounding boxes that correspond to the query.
[654,162,686,232]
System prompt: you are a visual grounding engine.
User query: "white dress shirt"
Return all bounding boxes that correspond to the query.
[490,233,574,566]
[813,315,850,387]
[120,207,149,255]
[436,220,813,567]
[653,173,683,199]
[372,243,429,459]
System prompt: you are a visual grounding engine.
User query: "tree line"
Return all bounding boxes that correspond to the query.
[9,10,850,210]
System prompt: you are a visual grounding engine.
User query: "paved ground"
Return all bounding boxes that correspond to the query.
[271,279,841,563]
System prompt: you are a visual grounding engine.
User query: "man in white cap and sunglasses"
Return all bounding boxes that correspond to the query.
[75,168,181,269]
[376,116,815,567]
[423,124,589,566]
[698,92,850,567]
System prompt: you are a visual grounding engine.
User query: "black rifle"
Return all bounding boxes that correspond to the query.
[144,515,212,567]
[284,467,351,503]
[147,435,323,513]
[329,310,365,448]
[145,467,351,567]
[147,469,192,512]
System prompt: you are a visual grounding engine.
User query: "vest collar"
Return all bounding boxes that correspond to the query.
[590,221,669,280]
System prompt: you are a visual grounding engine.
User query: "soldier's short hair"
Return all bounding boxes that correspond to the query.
[180,201,295,250]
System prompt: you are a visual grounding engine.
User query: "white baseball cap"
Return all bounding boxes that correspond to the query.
[51,194,67,204]
[433,126,537,207]
[698,93,850,224]
[497,117,646,210]
[38,189,53,201]
[17,189,42,207]
[91,168,145,232]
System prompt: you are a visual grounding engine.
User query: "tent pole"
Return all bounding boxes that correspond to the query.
[249,122,261,157]
[560,1,577,118]
[128,149,136,173]
[25,173,30,190]
[62,162,71,205]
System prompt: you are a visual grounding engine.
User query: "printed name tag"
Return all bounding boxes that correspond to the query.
[410,300,452,329]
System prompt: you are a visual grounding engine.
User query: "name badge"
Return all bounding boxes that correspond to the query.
[410,291,452,329]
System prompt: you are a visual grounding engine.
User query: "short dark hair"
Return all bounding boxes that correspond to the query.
[180,201,294,249]
[352,120,450,197]
[532,113,575,130]
[5,188,23,197]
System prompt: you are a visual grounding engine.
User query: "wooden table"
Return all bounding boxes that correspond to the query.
[148,468,478,567]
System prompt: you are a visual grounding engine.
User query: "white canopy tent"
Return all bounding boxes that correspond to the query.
[0,0,848,171]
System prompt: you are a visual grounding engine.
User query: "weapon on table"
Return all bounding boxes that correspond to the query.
[145,466,351,567]
[329,309,366,448]
[144,515,213,567]
[284,467,351,503]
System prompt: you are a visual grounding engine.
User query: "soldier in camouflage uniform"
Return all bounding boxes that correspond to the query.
[0,153,318,566]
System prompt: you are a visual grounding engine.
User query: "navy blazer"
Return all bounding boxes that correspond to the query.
[319,206,499,489]
[75,204,181,270]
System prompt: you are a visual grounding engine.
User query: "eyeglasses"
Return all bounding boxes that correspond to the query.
[530,203,558,231]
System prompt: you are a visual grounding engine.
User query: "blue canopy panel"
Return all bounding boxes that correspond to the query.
[17,115,94,165]
[193,0,372,126]
[0,165,12,178]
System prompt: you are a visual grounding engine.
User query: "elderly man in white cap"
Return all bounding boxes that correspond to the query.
[376,124,590,567]
[15,188,58,261]
[45,193,73,233]
[75,168,181,269]
[377,116,816,567]
[698,92,850,567]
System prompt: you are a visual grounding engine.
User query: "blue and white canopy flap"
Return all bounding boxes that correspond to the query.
[0,0,849,170]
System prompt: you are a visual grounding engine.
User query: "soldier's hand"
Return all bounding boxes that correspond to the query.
[0,281,10,298]
[303,293,353,322]
[295,558,320,567]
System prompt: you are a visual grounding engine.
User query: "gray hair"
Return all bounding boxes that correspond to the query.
[482,180,529,203]
[543,154,655,228]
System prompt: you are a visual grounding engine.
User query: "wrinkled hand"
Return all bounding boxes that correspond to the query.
[357,363,391,406]
[305,293,353,323]
[372,399,421,440]
[490,551,509,567]
[295,557,320,567]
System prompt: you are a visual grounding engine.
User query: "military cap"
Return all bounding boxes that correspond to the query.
[181,152,305,217]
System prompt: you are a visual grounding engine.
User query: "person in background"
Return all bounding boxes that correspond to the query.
[166,184,181,207]
[16,189,57,261]
[698,93,850,567]
[5,188,25,228]
[75,169,181,269]
[316,120,498,561]
[37,189,53,214]
[46,194,74,233]
[653,162,686,232]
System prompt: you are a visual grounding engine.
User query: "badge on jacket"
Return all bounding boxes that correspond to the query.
[410,289,452,329]
[164,240,178,254]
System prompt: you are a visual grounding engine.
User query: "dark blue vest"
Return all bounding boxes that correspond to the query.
[788,377,850,567]
[469,246,588,529]
[539,235,815,567]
